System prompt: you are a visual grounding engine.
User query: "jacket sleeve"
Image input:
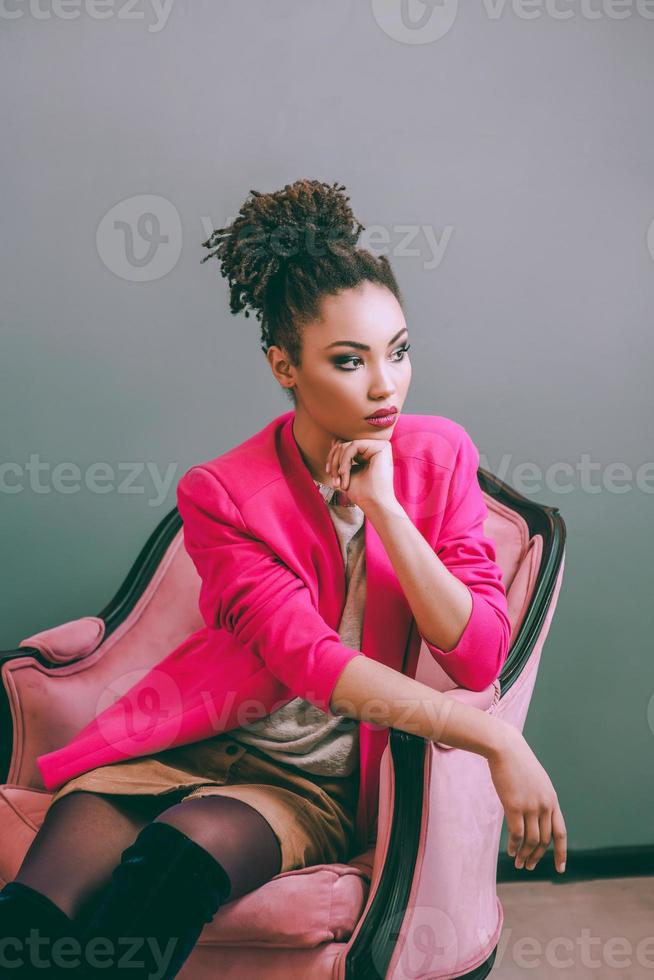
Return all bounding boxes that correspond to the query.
[419,428,512,692]
[176,465,363,717]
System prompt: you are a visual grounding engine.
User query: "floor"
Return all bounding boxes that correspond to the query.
[494,877,654,979]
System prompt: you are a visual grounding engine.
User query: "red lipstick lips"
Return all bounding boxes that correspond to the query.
[366,406,397,419]
[365,406,398,428]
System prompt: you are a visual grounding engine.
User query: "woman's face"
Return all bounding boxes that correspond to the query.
[269,281,412,444]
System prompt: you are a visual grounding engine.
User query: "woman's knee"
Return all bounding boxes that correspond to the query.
[153,795,282,901]
[14,791,159,920]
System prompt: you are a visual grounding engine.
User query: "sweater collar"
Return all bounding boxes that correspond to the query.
[313,479,359,508]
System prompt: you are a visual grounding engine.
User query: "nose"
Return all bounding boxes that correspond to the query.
[368,364,396,401]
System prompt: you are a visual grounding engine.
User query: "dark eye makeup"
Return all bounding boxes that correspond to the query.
[332,343,411,372]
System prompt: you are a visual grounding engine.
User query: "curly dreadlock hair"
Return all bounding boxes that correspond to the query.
[200,178,404,405]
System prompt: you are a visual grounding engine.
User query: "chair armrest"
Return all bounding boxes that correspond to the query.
[1,619,110,788]
[345,681,504,979]
[0,786,53,885]
[18,617,105,664]
[387,739,505,977]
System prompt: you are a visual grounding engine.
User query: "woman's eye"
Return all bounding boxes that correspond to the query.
[333,344,411,372]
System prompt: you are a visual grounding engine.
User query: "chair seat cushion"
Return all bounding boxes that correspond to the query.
[0,786,374,949]
[202,851,374,948]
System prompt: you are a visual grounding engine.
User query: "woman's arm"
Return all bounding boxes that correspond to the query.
[327,426,512,691]
[363,497,473,654]
[331,655,567,874]
[331,652,504,755]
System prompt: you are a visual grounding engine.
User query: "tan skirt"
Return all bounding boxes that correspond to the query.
[49,732,360,874]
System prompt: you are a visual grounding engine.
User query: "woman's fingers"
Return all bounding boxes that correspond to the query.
[327,439,384,491]
[508,805,567,873]
[506,811,525,865]
[326,441,342,480]
[330,442,355,489]
[524,810,552,870]
[551,804,568,873]
[338,443,370,490]
[340,446,360,490]
[514,811,541,869]
[329,444,345,486]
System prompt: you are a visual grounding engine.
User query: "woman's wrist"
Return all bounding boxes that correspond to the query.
[481,715,518,762]
[422,692,519,761]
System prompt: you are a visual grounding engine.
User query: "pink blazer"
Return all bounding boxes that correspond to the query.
[36,410,511,852]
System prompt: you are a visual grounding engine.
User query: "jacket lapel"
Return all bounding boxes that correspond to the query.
[276,414,347,624]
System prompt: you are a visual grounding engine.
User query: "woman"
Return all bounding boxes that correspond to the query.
[0,179,567,978]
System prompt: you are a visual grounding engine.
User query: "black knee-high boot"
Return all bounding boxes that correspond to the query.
[76,821,232,980]
[0,880,85,978]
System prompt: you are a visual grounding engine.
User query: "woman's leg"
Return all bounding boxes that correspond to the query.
[0,790,169,977]
[13,790,167,922]
[78,795,283,978]
[153,794,282,900]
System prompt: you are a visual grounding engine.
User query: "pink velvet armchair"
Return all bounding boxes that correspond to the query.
[0,465,566,979]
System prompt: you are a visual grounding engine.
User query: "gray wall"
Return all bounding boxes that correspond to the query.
[2,0,652,852]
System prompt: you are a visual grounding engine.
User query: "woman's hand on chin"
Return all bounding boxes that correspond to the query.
[326,437,399,512]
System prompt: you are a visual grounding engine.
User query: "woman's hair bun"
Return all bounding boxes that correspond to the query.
[200,179,365,320]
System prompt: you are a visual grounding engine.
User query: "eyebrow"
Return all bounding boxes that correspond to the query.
[324,326,409,351]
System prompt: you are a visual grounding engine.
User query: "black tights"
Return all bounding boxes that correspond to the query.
[14,789,283,924]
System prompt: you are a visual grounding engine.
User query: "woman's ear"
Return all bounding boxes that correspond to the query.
[266,345,296,392]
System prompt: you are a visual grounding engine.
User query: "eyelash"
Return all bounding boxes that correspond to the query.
[333,343,412,372]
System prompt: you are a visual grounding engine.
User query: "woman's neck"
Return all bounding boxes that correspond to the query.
[291,413,333,485]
